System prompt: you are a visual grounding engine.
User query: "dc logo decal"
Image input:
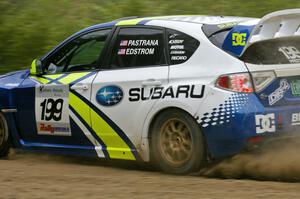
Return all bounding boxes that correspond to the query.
[232,33,247,46]
[255,113,276,134]
[96,85,123,106]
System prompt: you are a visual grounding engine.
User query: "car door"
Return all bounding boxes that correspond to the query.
[15,29,112,156]
[87,27,169,160]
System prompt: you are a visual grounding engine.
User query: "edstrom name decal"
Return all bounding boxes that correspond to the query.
[129,85,205,102]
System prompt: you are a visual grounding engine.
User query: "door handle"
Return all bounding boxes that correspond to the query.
[71,84,89,91]
[142,79,162,87]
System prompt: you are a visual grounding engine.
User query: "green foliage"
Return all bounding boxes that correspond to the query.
[0,0,299,74]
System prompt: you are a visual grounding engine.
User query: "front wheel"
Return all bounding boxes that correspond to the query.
[0,113,10,158]
[150,109,205,174]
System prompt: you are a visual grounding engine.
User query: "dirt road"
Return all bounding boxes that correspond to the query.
[0,151,300,199]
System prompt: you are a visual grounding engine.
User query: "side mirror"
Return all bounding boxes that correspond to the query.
[30,59,43,76]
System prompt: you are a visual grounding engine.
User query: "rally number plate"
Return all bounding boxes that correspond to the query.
[35,84,71,136]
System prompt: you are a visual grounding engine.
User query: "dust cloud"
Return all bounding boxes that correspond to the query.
[199,139,300,182]
[6,139,300,182]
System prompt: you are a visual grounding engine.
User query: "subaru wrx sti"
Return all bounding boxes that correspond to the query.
[0,9,299,174]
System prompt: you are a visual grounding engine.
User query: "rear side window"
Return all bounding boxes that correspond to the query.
[109,27,166,68]
[208,30,231,48]
[167,29,200,65]
[241,37,300,65]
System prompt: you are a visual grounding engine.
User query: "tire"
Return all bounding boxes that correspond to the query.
[150,109,205,175]
[0,113,10,158]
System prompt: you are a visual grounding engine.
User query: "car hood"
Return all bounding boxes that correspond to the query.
[0,70,30,89]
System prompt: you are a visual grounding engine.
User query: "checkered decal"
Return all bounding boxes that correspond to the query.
[199,93,249,128]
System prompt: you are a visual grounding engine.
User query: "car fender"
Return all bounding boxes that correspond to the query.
[139,85,212,161]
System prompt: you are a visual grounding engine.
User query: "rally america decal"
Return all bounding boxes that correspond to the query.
[35,84,71,136]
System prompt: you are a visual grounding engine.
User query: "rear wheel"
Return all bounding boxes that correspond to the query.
[150,109,205,174]
[0,113,10,158]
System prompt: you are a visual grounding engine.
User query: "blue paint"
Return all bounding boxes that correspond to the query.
[200,92,300,159]
[222,25,255,57]
[256,77,300,107]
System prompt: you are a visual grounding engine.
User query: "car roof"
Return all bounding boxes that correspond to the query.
[134,15,257,25]
[43,15,258,60]
[82,15,258,32]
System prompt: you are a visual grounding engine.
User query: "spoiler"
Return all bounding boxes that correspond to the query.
[241,9,300,55]
[222,9,300,57]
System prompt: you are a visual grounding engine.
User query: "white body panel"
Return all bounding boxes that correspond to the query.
[91,66,169,154]
[133,20,249,161]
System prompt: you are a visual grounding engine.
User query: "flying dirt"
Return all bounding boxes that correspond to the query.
[199,138,300,182]
[0,144,300,199]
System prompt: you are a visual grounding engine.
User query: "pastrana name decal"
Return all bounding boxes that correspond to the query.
[129,85,205,102]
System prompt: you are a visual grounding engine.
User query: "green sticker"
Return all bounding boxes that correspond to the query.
[291,80,300,96]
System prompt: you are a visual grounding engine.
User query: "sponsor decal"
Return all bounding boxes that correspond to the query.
[169,35,187,62]
[279,46,300,64]
[129,85,205,102]
[39,123,70,135]
[35,84,71,136]
[255,113,276,134]
[291,112,300,126]
[169,33,179,39]
[169,40,184,44]
[217,22,239,29]
[268,79,290,105]
[171,56,188,61]
[291,80,300,96]
[222,25,254,56]
[170,45,184,50]
[170,50,185,55]
[96,85,123,106]
[232,33,247,46]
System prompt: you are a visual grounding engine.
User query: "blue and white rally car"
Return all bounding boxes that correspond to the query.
[0,9,299,174]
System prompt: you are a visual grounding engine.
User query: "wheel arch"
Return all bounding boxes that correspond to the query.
[139,102,209,162]
[147,107,194,140]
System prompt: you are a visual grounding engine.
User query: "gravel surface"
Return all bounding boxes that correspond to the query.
[0,151,299,199]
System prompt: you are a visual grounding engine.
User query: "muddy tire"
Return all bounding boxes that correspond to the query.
[150,109,205,175]
[0,113,10,158]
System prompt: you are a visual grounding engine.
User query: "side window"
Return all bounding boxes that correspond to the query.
[44,29,111,74]
[167,29,200,65]
[109,27,166,69]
